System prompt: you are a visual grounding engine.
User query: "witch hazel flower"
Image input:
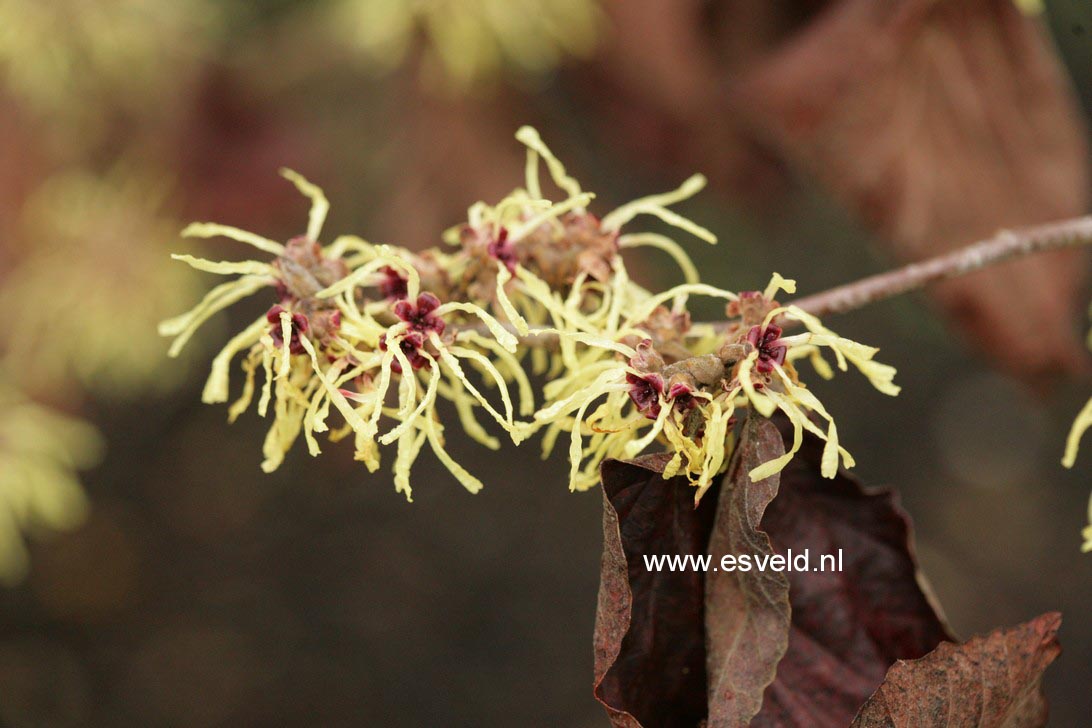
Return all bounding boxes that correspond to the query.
[164,125,903,504]
[444,126,716,352]
[378,292,446,373]
[159,169,367,473]
[625,370,665,419]
[161,169,525,499]
[525,268,900,498]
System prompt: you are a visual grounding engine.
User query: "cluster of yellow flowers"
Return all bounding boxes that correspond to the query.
[0,166,200,581]
[164,127,901,501]
[0,0,215,129]
[0,384,101,584]
[0,168,204,398]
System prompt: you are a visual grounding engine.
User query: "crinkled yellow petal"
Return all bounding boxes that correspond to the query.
[462,332,535,416]
[618,233,700,284]
[1062,396,1092,469]
[748,406,802,482]
[435,302,519,352]
[601,174,715,244]
[257,337,275,416]
[425,416,483,494]
[737,352,775,418]
[623,396,671,458]
[393,428,428,502]
[447,345,516,424]
[182,222,285,256]
[277,311,293,378]
[515,126,583,199]
[161,275,271,357]
[279,168,329,242]
[433,340,514,434]
[493,265,529,336]
[228,351,261,423]
[170,254,274,277]
[762,273,796,300]
[202,316,266,404]
[380,356,440,445]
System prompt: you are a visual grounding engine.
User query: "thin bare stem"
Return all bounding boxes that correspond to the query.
[787,216,1092,318]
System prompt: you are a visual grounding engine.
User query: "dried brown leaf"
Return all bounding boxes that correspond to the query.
[704,416,791,727]
[594,453,718,728]
[750,415,955,727]
[851,612,1062,728]
[701,415,953,727]
[737,0,1090,377]
[594,413,1055,728]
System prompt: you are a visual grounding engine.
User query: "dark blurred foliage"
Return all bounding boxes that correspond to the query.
[0,0,1090,726]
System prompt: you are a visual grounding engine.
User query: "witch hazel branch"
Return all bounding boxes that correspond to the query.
[160,127,1092,545]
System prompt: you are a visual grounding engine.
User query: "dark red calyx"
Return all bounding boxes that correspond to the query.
[626,372,665,419]
[379,332,430,373]
[267,305,309,355]
[379,266,409,300]
[746,323,787,373]
[392,292,445,335]
[667,381,698,412]
[487,227,518,273]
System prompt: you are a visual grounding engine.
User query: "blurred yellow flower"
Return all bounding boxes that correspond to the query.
[0,0,215,136]
[0,167,204,398]
[1012,0,1044,15]
[332,0,602,88]
[0,384,101,585]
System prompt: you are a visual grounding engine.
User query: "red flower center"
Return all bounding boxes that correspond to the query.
[746,323,786,373]
[379,332,430,373]
[393,292,445,335]
[487,227,519,273]
[626,372,665,419]
[267,305,309,355]
[379,266,409,300]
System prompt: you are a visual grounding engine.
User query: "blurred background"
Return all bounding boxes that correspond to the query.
[0,0,1089,725]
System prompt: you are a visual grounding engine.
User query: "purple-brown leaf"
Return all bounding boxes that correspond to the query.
[851,612,1062,728]
[749,416,955,727]
[704,415,791,727]
[594,414,1057,727]
[595,453,718,728]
